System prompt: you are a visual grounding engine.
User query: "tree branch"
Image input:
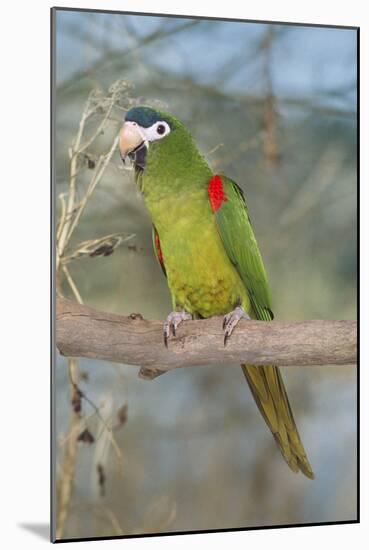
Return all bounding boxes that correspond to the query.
[56,298,357,373]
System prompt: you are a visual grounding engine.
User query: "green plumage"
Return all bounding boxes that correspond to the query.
[126,107,314,479]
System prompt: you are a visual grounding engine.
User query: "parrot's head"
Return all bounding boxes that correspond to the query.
[119,106,201,176]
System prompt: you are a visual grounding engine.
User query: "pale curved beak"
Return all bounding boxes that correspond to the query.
[119,121,144,159]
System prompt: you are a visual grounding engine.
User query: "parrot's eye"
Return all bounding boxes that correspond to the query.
[143,121,171,142]
[153,121,170,138]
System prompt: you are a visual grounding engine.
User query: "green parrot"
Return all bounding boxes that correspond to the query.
[119,106,314,479]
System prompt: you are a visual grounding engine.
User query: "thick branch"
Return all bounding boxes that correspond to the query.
[56,298,357,371]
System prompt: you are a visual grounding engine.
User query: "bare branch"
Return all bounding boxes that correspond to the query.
[56,359,81,539]
[56,298,357,372]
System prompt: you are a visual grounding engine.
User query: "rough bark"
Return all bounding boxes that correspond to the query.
[56,298,357,374]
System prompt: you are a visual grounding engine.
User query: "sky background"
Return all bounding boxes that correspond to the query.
[56,11,357,109]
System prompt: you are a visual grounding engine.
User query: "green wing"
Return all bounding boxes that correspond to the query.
[212,175,273,321]
[211,175,314,479]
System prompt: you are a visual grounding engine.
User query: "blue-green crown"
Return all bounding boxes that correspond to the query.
[125,106,173,128]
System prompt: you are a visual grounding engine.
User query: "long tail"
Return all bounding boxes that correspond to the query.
[241,364,314,479]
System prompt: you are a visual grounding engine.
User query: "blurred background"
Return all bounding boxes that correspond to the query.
[54,9,357,540]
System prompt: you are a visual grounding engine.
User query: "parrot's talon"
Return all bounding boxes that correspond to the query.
[222,306,250,346]
[163,310,192,347]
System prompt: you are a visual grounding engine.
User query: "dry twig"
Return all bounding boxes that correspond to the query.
[55,80,135,539]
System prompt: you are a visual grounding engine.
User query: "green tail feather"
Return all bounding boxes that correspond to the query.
[241,364,315,480]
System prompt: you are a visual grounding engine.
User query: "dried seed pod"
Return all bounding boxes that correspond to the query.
[77,428,95,444]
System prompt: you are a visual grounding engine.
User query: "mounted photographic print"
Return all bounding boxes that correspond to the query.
[51,7,359,542]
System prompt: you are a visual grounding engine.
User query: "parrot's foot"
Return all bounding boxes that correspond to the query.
[163,310,192,347]
[222,306,250,346]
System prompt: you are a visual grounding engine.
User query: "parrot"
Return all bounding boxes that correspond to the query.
[119,106,314,479]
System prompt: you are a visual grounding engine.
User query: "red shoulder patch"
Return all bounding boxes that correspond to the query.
[208,175,228,211]
[155,231,164,267]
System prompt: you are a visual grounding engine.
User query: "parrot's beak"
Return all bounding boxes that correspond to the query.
[119,121,145,160]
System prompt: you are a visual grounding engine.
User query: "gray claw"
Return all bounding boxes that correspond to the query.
[222,306,250,346]
[163,310,192,347]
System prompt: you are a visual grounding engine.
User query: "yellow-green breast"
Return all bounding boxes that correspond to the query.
[148,188,250,318]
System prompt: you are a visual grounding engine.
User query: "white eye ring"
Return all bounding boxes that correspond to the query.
[144,121,171,142]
